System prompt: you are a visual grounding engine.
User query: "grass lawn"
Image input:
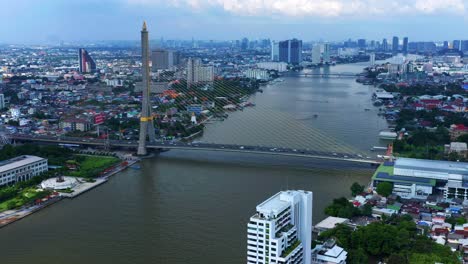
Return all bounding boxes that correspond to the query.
[69,155,120,178]
[0,188,51,212]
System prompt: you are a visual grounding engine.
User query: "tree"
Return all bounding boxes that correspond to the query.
[361,203,373,216]
[376,182,393,197]
[350,182,365,196]
[348,248,368,264]
[387,253,408,264]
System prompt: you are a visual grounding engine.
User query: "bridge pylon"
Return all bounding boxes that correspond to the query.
[137,21,156,156]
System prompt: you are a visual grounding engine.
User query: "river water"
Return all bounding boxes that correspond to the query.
[0,62,386,264]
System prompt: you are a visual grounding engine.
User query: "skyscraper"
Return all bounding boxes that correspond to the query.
[443,41,449,49]
[382,38,388,51]
[402,37,409,54]
[0,94,4,109]
[392,36,399,53]
[137,21,156,156]
[323,43,330,64]
[247,190,313,264]
[278,39,302,65]
[357,39,366,49]
[370,53,376,66]
[151,49,181,71]
[461,40,468,52]
[78,48,96,73]
[312,44,321,64]
[271,41,279,61]
[241,38,249,51]
[187,58,214,88]
[453,40,461,51]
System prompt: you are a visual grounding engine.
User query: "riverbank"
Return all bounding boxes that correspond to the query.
[0,155,140,229]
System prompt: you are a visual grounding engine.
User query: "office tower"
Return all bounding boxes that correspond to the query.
[382,38,388,51]
[0,94,4,109]
[370,53,376,66]
[247,190,313,264]
[151,49,170,70]
[137,21,156,156]
[279,39,303,64]
[392,36,399,53]
[187,58,214,88]
[241,38,249,50]
[271,41,279,61]
[151,49,181,71]
[461,40,468,52]
[358,39,366,49]
[312,45,321,64]
[370,40,376,49]
[78,48,96,73]
[453,40,461,51]
[402,37,408,54]
[323,43,330,64]
[443,41,449,49]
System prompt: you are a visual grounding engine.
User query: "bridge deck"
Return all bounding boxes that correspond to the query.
[9,135,380,164]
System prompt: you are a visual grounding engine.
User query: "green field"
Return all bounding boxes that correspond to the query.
[69,155,120,178]
[0,188,51,212]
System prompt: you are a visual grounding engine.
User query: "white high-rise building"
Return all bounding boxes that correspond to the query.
[271,41,280,62]
[247,190,313,264]
[370,53,376,66]
[187,58,214,87]
[323,43,330,64]
[312,45,322,64]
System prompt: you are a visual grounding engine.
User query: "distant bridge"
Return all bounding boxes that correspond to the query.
[10,134,380,165]
[297,73,360,78]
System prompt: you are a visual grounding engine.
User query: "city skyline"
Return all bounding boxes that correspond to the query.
[2,0,468,44]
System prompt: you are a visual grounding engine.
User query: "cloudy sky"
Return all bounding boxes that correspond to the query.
[2,0,468,43]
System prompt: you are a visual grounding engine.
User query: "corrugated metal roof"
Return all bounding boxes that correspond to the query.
[375,172,436,186]
[395,158,468,175]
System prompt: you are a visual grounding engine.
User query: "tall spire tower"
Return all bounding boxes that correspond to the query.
[138,21,156,155]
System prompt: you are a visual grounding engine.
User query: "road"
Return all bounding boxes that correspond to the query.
[9,134,381,164]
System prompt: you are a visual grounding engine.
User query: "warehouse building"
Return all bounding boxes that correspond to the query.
[372,158,468,200]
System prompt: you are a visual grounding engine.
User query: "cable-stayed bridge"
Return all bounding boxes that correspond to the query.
[9,134,379,164]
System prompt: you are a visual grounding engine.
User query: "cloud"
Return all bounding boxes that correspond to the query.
[126,0,466,17]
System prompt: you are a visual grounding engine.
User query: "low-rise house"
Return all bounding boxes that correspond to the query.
[314,217,350,235]
[311,239,347,264]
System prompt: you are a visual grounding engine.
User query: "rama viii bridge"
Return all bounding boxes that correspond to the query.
[7,22,384,165]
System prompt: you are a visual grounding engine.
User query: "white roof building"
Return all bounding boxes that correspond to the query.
[311,239,347,264]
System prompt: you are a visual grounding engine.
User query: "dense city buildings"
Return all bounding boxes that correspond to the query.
[78,48,96,73]
[247,190,312,264]
[0,155,48,186]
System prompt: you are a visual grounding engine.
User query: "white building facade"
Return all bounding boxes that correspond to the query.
[187,58,214,85]
[247,190,313,264]
[0,155,48,186]
[257,62,288,72]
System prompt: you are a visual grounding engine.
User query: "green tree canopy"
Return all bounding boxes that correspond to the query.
[376,182,393,197]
